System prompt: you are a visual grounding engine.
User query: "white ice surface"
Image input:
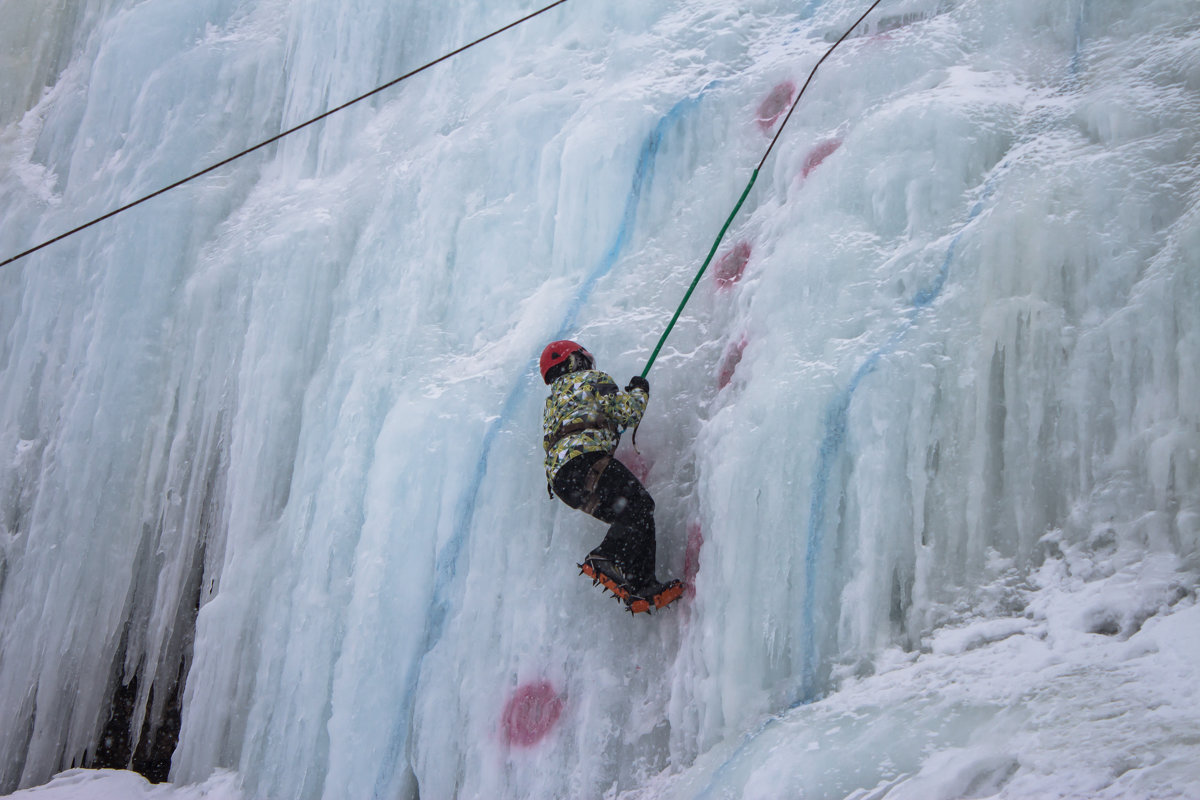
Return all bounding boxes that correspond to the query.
[2,0,1198,798]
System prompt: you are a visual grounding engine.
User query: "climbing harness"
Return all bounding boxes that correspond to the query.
[641,0,886,378]
[543,415,616,453]
[578,455,613,515]
[0,0,570,270]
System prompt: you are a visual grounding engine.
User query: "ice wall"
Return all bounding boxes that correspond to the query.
[1,0,1198,798]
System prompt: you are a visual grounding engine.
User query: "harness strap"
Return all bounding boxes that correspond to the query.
[544,414,616,450]
[544,414,617,500]
[579,455,613,515]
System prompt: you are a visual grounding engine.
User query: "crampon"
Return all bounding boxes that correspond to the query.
[624,580,684,614]
[579,556,684,614]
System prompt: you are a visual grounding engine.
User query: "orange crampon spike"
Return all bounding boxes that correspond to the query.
[652,581,684,609]
[579,561,685,614]
[579,562,631,602]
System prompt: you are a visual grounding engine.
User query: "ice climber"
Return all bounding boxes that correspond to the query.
[540,340,684,613]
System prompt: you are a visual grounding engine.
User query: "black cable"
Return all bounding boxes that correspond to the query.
[759,0,885,170]
[0,0,570,270]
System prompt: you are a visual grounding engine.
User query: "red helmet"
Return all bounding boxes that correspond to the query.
[540,340,592,384]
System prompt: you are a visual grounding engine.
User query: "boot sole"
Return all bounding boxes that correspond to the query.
[579,561,633,603]
[627,581,685,614]
[579,563,684,615]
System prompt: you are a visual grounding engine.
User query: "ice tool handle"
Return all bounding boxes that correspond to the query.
[640,0,885,379]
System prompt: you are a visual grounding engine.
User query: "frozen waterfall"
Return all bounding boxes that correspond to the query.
[1,0,1198,798]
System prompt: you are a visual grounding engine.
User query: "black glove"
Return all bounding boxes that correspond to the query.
[625,375,649,395]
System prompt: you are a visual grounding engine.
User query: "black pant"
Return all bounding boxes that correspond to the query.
[552,451,657,583]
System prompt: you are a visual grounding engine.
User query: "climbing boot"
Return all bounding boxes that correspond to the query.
[578,551,636,604]
[624,579,685,614]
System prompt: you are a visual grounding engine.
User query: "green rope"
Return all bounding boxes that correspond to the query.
[641,168,758,378]
[640,0,884,377]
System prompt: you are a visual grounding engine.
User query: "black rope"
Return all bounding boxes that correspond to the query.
[759,0,885,171]
[0,0,570,270]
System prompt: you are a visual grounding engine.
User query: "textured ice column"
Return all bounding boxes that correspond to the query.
[3,0,1199,797]
[0,0,287,790]
[673,0,1200,765]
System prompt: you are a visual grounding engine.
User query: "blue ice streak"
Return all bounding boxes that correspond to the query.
[371,87,710,799]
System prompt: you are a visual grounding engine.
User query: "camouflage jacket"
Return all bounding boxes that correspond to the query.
[542,369,647,485]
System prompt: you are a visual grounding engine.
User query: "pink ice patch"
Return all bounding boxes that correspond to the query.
[617,448,652,484]
[801,138,842,180]
[684,522,704,599]
[756,81,796,133]
[717,336,747,389]
[714,241,752,288]
[502,681,563,748]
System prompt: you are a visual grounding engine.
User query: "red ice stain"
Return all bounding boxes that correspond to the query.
[684,522,704,599]
[800,138,842,180]
[756,81,796,133]
[502,681,563,748]
[714,241,752,289]
[617,448,652,484]
[717,336,747,390]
